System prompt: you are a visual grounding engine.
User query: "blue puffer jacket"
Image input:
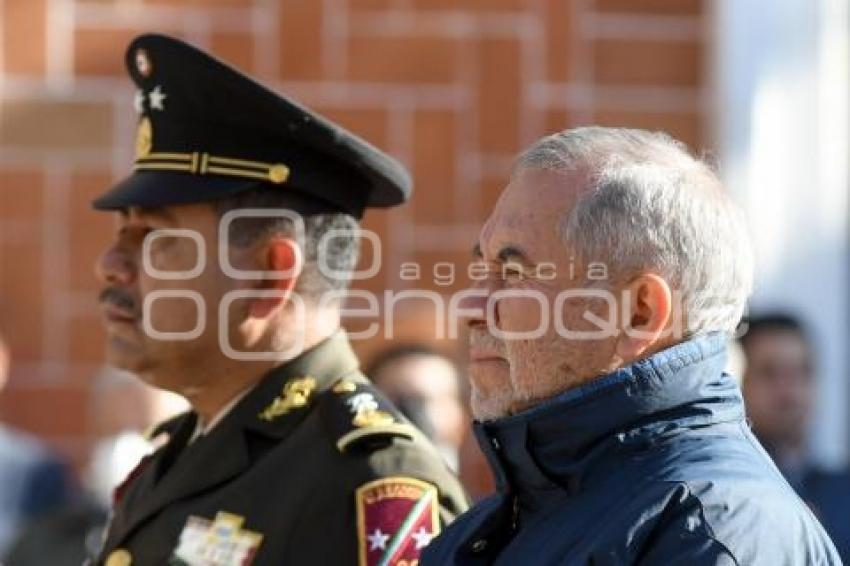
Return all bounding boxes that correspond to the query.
[423,334,841,565]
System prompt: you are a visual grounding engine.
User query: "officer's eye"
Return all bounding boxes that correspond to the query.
[143,228,179,251]
[137,227,156,240]
[117,226,157,248]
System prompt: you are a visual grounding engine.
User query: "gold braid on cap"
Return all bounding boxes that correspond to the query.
[135,151,290,184]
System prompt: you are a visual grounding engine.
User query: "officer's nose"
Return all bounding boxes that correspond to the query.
[95,242,136,286]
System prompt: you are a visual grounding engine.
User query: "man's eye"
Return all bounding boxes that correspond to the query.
[501,268,523,280]
[501,263,526,280]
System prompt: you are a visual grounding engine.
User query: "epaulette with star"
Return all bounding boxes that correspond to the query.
[319,377,416,453]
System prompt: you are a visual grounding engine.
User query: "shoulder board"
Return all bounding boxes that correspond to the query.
[319,377,416,453]
[143,410,193,443]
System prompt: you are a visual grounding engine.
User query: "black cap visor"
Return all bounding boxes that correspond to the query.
[92,170,368,218]
[93,171,262,211]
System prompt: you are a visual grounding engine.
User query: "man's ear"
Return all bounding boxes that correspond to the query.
[248,237,303,319]
[615,273,673,362]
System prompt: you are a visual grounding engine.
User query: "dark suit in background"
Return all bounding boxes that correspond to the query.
[0,424,76,556]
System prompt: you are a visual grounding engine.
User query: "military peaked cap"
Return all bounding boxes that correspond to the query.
[93,33,412,218]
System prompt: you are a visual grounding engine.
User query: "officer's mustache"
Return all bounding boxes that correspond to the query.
[99,287,140,317]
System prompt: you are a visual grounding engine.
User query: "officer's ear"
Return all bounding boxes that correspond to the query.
[614,273,674,362]
[248,236,303,318]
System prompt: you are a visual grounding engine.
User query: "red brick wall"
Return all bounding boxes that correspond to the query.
[0,0,708,470]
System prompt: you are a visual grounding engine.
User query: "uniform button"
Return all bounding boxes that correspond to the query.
[471,539,488,553]
[490,437,500,451]
[105,548,132,566]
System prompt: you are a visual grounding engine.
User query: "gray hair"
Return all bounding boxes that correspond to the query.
[518,126,754,335]
[214,189,360,301]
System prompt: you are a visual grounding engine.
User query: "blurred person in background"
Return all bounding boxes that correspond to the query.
[0,334,76,557]
[5,368,188,565]
[367,345,465,471]
[740,312,850,561]
[423,127,841,565]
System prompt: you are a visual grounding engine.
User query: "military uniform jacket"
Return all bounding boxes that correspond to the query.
[95,331,468,566]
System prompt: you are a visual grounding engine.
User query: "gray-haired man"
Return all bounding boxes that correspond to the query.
[423,127,840,565]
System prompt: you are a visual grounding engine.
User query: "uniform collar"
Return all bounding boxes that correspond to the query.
[275,328,360,385]
[475,333,744,505]
[189,385,255,443]
[243,329,361,437]
[174,329,362,441]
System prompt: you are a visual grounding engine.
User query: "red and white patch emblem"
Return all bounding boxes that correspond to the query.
[356,477,440,566]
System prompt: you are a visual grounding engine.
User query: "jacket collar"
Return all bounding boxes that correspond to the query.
[475,333,745,505]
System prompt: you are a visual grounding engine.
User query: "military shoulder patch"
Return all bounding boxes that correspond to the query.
[356,477,440,566]
[319,377,415,452]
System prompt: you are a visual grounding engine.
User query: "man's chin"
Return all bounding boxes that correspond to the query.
[470,390,513,422]
[468,363,514,421]
[104,336,151,374]
[468,359,510,382]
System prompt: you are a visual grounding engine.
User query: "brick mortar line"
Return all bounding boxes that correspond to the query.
[0,0,5,81]
[323,0,349,78]
[519,0,547,147]
[46,0,74,93]
[570,0,594,124]
[0,149,112,167]
[0,76,126,97]
[266,82,472,107]
[41,157,73,370]
[452,22,477,221]
[701,1,721,149]
[0,77,471,108]
[347,11,538,38]
[254,0,279,79]
[528,83,707,113]
[581,13,704,42]
[73,2,258,32]
[181,7,213,53]
[386,101,415,290]
[113,92,136,183]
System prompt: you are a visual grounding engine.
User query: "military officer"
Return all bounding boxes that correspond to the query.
[90,34,468,566]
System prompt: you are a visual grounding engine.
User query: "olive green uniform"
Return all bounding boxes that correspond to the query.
[96,332,468,565]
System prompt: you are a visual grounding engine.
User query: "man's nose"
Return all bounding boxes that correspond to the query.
[95,244,136,286]
[458,282,499,327]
